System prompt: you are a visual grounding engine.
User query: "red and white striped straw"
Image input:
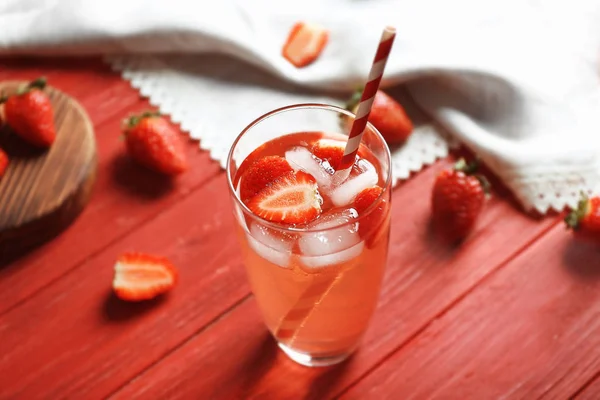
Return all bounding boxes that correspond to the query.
[337,26,396,175]
[274,27,397,346]
[275,275,340,341]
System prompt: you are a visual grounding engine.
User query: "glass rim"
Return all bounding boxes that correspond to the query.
[226,102,393,233]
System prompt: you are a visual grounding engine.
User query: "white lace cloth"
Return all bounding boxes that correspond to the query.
[1,0,599,213]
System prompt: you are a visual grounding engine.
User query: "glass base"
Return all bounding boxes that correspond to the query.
[278,343,352,367]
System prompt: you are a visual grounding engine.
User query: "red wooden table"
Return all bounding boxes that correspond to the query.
[1,58,600,400]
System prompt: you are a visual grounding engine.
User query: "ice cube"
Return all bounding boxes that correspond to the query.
[330,159,379,207]
[246,223,293,268]
[299,241,364,269]
[285,147,334,188]
[298,210,364,269]
[298,209,360,255]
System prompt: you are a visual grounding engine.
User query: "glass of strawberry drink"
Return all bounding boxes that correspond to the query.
[227,103,392,367]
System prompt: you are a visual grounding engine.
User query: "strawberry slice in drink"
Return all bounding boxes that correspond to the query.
[311,137,370,172]
[246,170,322,225]
[353,186,389,248]
[311,139,345,170]
[239,155,293,202]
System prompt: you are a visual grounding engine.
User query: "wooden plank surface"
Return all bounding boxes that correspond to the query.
[341,223,600,399]
[576,374,600,399]
[0,175,249,399]
[110,161,559,400]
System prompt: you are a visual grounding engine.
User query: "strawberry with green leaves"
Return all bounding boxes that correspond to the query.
[123,111,188,176]
[431,159,490,242]
[1,77,56,147]
[565,194,600,239]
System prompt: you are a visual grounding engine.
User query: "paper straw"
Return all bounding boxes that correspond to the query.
[336,26,396,179]
[274,27,396,346]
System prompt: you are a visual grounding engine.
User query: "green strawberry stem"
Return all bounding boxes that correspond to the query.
[126,111,162,129]
[0,77,49,102]
[28,77,47,90]
[454,158,491,194]
[14,77,47,96]
[454,158,478,174]
[344,87,363,112]
[564,193,589,229]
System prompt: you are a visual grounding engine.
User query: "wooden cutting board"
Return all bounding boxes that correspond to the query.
[0,81,97,264]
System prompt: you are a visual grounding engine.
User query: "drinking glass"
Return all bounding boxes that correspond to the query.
[226,103,392,367]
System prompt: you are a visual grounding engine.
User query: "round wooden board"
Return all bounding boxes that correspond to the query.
[0,81,97,264]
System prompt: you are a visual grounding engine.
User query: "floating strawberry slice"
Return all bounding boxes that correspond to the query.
[353,186,389,247]
[282,22,329,68]
[112,252,178,301]
[354,186,383,214]
[239,155,293,202]
[311,139,345,170]
[247,171,322,224]
[0,148,8,179]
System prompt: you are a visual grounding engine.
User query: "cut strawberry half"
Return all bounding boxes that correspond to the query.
[112,252,178,301]
[239,155,293,202]
[247,171,322,224]
[353,186,389,248]
[354,186,383,214]
[311,139,345,170]
[282,22,329,68]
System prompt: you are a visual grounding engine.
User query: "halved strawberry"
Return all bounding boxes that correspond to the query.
[354,186,383,214]
[353,186,389,248]
[0,148,8,179]
[282,22,329,68]
[239,156,293,202]
[311,138,345,169]
[247,171,322,224]
[112,252,178,301]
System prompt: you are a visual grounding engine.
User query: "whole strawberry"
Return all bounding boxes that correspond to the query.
[123,112,188,176]
[0,148,8,179]
[431,159,489,241]
[1,77,56,147]
[564,194,600,239]
[342,89,413,145]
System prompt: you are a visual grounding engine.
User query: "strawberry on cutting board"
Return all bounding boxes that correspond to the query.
[0,148,8,179]
[1,77,56,147]
[431,158,490,242]
[123,111,188,176]
[246,170,322,225]
[565,194,600,239]
[342,89,413,145]
[282,22,329,68]
[113,252,178,301]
